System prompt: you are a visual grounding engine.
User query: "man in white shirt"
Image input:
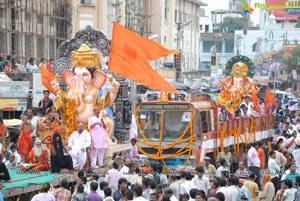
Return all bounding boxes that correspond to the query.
[240,96,253,116]
[5,154,16,168]
[216,178,232,201]
[268,150,281,192]
[179,172,196,195]
[105,161,123,194]
[68,123,91,170]
[192,166,211,196]
[119,157,131,175]
[226,176,239,201]
[26,108,39,144]
[282,179,297,201]
[133,185,148,201]
[216,158,228,178]
[8,144,22,164]
[168,175,180,200]
[164,187,178,201]
[293,137,300,171]
[247,142,261,190]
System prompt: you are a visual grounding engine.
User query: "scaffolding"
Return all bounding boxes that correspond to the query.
[0,0,72,65]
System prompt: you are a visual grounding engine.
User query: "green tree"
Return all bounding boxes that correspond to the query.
[220,17,243,32]
[284,45,300,73]
[295,16,300,28]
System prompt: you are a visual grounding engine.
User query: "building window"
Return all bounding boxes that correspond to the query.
[203,41,214,53]
[175,10,178,22]
[36,14,43,24]
[205,25,209,33]
[200,25,203,31]
[216,41,222,53]
[165,0,169,20]
[269,31,274,40]
[225,40,234,53]
[252,42,257,52]
[81,0,91,5]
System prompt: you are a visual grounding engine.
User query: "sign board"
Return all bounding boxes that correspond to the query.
[140,104,189,111]
[0,99,27,111]
[32,73,54,108]
[252,76,269,86]
[0,81,30,98]
[210,65,219,77]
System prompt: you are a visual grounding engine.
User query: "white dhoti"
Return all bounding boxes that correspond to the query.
[70,150,87,170]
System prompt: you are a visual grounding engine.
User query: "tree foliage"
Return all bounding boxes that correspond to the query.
[220,17,243,32]
[284,45,300,73]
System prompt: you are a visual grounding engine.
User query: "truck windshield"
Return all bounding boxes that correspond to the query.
[137,111,192,142]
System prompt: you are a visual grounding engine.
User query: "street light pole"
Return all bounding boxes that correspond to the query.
[175,20,192,81]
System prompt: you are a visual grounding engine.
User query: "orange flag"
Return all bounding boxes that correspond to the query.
[108,22,178,93]
[264,87,277,114]
[41,66,56,95]
[252,91,260,113]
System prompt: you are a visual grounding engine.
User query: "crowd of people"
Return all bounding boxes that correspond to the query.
[0,55,54,78]
[1,55,300,200]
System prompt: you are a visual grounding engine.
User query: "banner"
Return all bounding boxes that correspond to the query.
[32,73,47,108]
[0,81,30,98]
[0,99,27,111]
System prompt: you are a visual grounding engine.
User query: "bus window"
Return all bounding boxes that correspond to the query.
[200,111,211,133]
[137,111,161,141]
[163,111,191,142]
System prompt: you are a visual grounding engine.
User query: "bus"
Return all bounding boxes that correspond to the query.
[135,90,275,168]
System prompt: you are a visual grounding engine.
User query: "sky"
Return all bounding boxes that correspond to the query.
[201,0,264,26]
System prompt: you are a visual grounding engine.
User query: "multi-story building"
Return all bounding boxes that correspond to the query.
[145,0,207,73]
[0,0,72,64]
[71,0,126,39]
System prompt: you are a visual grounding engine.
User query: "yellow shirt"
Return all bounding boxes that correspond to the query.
[244,180,259,201]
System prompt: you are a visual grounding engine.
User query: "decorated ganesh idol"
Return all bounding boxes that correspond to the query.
[218,57,259,115]
[50,43,120,125]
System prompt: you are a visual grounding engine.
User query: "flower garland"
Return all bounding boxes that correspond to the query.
[249,118,256,143]
[219,128,226,152]
[135,109,197,169]
[233,128,240,153]
[54,91,76,136]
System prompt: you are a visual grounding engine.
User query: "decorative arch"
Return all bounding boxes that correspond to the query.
[225,55,254,78]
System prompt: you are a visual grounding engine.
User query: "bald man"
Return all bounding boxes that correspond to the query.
[68,123,91,170]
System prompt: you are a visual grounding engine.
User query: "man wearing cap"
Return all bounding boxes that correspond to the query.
[139,114,148,129]
[203,156,216,182]
[88,106,107,168]
[38,90,53,116]
[216,146,232,168]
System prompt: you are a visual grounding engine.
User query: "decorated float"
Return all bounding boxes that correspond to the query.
[135,55,275,169]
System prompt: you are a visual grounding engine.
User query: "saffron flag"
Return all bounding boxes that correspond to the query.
[252,91,260,113]
[264,87,277,115]
[41,66,56,95]
[108,22,178,93]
